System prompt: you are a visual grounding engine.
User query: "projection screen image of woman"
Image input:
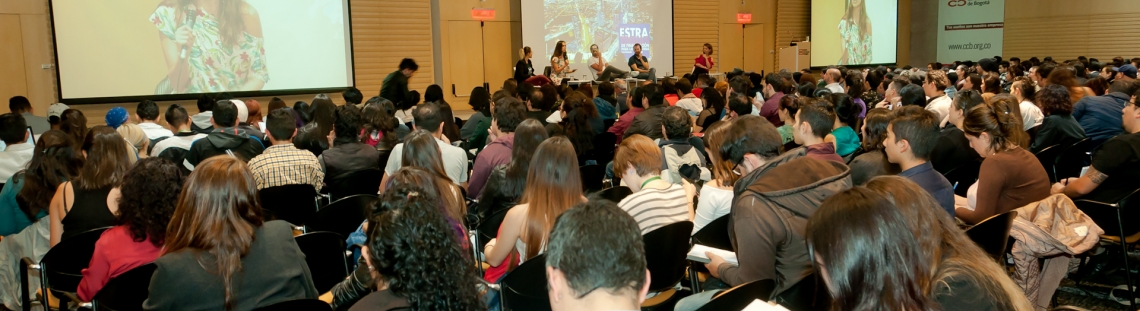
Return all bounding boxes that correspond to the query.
[152,0,268,94]
[837,0,871,65]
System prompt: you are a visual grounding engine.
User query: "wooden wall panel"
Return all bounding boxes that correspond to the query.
[21,14,54,111]
[775,0,809,70]
[0,15,29,109]
[673,0,720,75]
[1003,0,1140,61]
[353,0,434,98]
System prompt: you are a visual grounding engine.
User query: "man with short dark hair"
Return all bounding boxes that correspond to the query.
[623,84,667,140]
[899,84,927,107]
[343,87,364,108]
[0,113,33,181]
[676,115,851,310]
[759,73,786,126]
[190,94,216,134]
[977,58,999,77]
[380,58,418,105]
[382,103,469,190]
[726,94,752,120]
[150,104,206,165]
[135,100,173,140]
[595,81,620,120]
[184,100,265,170]
[247,109,324,191]
[8,96,48,134]
[794,105,843,163]
[727,76,761,116]
[608,82,644,142]
[875,77,911,109]
[884,108,955,215]
[468,99,527,198]
[627,43,657,83]
[546,200,650,311]
[525,88,552,125]
[673,79,702,116]
[659,106,707,183]
[1073,80,1139,147]
[321,106,379,189]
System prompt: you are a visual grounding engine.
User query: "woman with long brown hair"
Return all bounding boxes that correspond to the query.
[387,130,465,220]
[152,0,268,93]
[808,178,1034,311]
[59,109,87,150]
[957,101,1050,224]
[48,126,132,246]
[1046,66,1096,103]
[837,0,871,65]
[483,137,584,275]
[549,41,576,85]
[144,156,316,310]
[692,121,734,233]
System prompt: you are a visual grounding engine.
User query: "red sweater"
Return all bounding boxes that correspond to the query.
[608,107,644,143]
[78,226,163,301]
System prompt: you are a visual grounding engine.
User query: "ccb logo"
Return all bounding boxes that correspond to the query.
[947,0,967,7]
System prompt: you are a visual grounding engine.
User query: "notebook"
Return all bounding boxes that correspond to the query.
[687,244,738,265]
[742,299,791,311]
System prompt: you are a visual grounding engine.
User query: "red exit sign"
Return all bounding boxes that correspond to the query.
[736,13,752,23]
[472,8,496,20]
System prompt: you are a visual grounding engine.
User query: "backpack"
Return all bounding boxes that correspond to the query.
[660,141,709,184]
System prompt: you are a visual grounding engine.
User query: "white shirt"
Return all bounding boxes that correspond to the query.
[825,82,845,94]
[675,97,704,116]
[692,185,733,234]
[150,133,206,157]
[588,56,605,74]
[0,143,35,181]
[546,111,562,124]
[925,95,952,122]
[1019,100,1044,130]
[384,137,469,184]
[394,109,414,125]
[138,122,174,140]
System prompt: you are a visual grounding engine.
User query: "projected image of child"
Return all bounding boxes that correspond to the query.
[837,0,872,65]
[151,0,268,94]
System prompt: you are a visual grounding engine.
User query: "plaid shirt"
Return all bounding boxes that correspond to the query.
[247,143,324,191]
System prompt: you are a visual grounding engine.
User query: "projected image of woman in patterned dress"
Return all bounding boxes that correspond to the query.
[838,0,872,65]
[152,0,269,94]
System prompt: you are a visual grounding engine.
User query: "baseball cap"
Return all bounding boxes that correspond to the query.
[47,103,69,124]
[105,107,129,129]
[232,99,249,123]
[1119,64,1137,79]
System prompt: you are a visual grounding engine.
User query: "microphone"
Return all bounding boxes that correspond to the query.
[180,6,198,59]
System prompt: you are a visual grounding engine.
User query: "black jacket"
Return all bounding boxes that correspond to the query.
[321,142,381,183]
[472,165,520,248]
[184,127,265,169]
[380,70,410,105]
[1030,114,1087,153]
[515,59,534,83]
[623,105,667,140]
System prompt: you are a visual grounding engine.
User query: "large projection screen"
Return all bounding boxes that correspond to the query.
[521,0,674,80]
[810,0,898,67]
[49,0,354,102]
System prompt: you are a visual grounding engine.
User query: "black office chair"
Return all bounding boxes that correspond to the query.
[499,254,550,311]
[579,164,605,194]
[253,299,332,311]
[20,226,111,311]
[596,186,633,203]
[1033,144,1064,183]
[688,216,732,293]
[326,168,383,202]
[259,184,319,226]
[695,279,777,311]
[294,232,351,294]
[90,263,157,311]
[943,160,982,197]
[1054,138,1091,181]
[641,221,695,308]
[305,194,376,239]
[591,132,617,166]
[965,210,1018,262]
[771,274,831,311]
[1074,188,1140,308]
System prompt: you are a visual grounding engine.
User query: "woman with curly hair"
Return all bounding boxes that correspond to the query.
[77,157,184,301]
[1029,84,1086,154]
[552,92,601,164]
[349,185,486,311]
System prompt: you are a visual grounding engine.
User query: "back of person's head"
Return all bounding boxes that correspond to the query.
[641,83,665,107]
[520,136,582,260]
[1046,66,1082,91]
[844,70,865,96]
[1035,84,1073,116]
[266,108,297,141]
[714,81,729,97]
[702,121,738,186]
[78,126,131,190]
[721,115,781,164]
[332,105,363,144]
[399,58,419,71]
[749,73,763,91]
[662,106,692,140]
[165,156,264,310]
[926,70,950,91]
[212,100,240,128]
[342,87,363,105]
[701,86,726,114]
[8,96,31,113]
[196,94,215,112]
[962,99,1025,153]
[267,97,287,114]
[425,85,446,103]
[899,84,926,107]
[661,79,678,96]
[861,108,894,151]
[676,78,693,95]
[830,93,861,125]
[797,82,817,97]
[503,119,549,197]
[1037,62,1057,81]
[397,90,421,111]
[1011,77,1036,102]
[412,102,444,133]
[292,101,312,123]
[386,167,464,226]
[695,74,711,87]
[614,134,662,179]
[1085,76,1108,96]
[889,108,940,160]
[117,157,184,247]
[1109,79,1140,95]
[952,90,986,115]
[60,109,87,149]
[0,113,27,145]
[400,129,450,183]
[165,104,190,130]
[727,94,752,116]
[539,84,559,110]
[117,123,148,151]
[764,73,785,93]
[135,100,160,121]
[17,130,82,221]
[243,100,262,124]
[729,76,752,97]
[779,94,802,118]
[364,184,484,310]
[503,78,519,97]
[469,87,490,112]
[889,76,911,93]
[979,57,999,73]
[797,104,835,140]
[598,81,616,97]
[546,199,647,306]
[311,94,337,136]
[493,97,527,133]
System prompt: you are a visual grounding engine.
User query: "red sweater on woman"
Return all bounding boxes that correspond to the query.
[77,226,163,301]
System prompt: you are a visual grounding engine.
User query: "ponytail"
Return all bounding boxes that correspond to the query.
[963,102,1026,152]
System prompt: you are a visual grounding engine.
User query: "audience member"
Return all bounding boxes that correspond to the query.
[545,200,650,311]
[380,58,418,105]
[662,79,680,106]
[898,84,926,107]
[7,96,48,134]
[726,94,753,120]
[191,95,215,134]
[674,79,703,117]
[143,156,317,309]
[527,85,554,125]
[247,109,323,191]
[382,103,469,189]
[292,101,312,124]
[394,91,418,125]
[77,158,183,301]
[49,126,131,246]
[1010,77,1044,130]
[473,119,547,242]
[925,70,953,121]
[615,79,631,113]
[931,90,984,173]
[692,121,734,233]
[614,135,692,233]
[844,70,869,120]
[1047,66,1096,103]
[848,108,900,185]
[1029,84,1086,153]
[884,107,955,215]
[1073,80,1136,147]
[727,76,761,116]
[758,73,787,126]
[150,104,207,165]
[311,94,338,139]
[875,77,909,108]
[1085,76,1109,96]
[321,106,380,186]
[775,95,801,145]
[957,103,1050,224]
[342,86,363,108]
[659,106,706,182]
[695,87,725,132]
[558,91,603,146]
[828,93,862,157]
[104,107,129,130]
[116,123,149,162]
[0,114,34,182]
[623,84,667,140]
[47,103,69,131]
[425,84,462,142]
[808,185,1034,311]
[460,86,492,144]
[237,99,265,141]
[184,100,265,169]
[594,82,620,120]
[823,68,844,94]
[793,104,843,162]
[134,100,174,140]
[468,98,526,199]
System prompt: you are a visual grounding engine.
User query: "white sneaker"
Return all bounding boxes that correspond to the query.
[1110,284,1140,305]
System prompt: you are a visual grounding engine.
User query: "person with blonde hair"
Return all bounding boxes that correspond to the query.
[116,123,149,163]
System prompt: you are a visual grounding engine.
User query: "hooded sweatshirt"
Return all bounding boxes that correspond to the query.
[184,127,265,170]
[719,147,852,294]
[594,96,618,120]
[469,133,514,199]
[190,111,214,134]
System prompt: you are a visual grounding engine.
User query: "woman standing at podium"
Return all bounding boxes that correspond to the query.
[837,0,872,65]
[691,43,715,83]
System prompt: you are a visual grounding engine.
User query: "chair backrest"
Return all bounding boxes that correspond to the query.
[943,160,981,197]
[91,263,157,311]
[326,168,383,202]
[543,66,552,77]
[1033,144,1063,183]
[642,221,695,292]
[579,165,605,194]
[696,279,777,311]
[965,210,1018,262]
[252,299,332,311]
[592,132,617,166]
[1054,138,1091,181]
[596,186,633,203]
[691,216,733,251]
[294,232,350,294]
[258,184,319,226]
[499,254,551,311]
[305,194,376,238]
[771,274,831,311]
[40,227,110,294]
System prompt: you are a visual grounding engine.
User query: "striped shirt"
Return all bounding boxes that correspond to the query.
[617,184,690,234]
[247,143,324,191]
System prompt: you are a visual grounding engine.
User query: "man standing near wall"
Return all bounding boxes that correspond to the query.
[381,58,419,106]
